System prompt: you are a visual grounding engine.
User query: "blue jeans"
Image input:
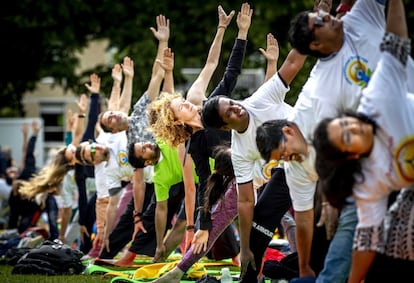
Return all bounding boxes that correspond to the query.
[316,198,357,283]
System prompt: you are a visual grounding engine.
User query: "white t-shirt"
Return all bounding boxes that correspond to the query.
[94,130,110,199]
[285,146,318,212]
[232,73,291,186]
[104,131,134,195]
[354,52,414,228]
[291,0,387,140]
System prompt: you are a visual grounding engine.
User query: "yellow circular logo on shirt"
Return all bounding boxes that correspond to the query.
[395,136,414,183]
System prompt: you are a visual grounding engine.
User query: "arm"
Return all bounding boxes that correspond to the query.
[347,250,376,283]
[82,73,101,142]
[295,209,316,277]
[278,48,307,86]
[118,57,134,114]
[238,181,257,277]
[158,47,175,94]
[20,123,29,171]
[147,14,170,102]
[107,64,122,111]
[103,193,121,252]
[71,94,88,146]
[259,33,280,82]
[178,145,196,250]
[154,199,168,253]
[186,5,235,107]
[65,109,74,146]
[208,3,252,100]
[132,168,148,239]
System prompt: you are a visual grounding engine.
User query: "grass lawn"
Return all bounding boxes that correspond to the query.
[0,264,111,283]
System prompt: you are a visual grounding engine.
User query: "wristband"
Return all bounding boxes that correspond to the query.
[134,218,142,224]
[218,25,226,30]
[133,210,142,217]
[335,3,351,14]
[78,113,86,118]
[186,225,195,231]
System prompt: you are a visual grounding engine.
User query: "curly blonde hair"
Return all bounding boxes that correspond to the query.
[147,92,193,148]
[19,147,71,199]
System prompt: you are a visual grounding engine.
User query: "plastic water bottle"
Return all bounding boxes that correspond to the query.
[220,267,232,283]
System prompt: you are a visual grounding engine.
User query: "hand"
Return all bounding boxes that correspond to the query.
[121,56,134,79]
[314,0,332,12]
[236,2,253,33]
[93,233,103,250]
[259,33,279,64]
[132,219,147,240]
[184,229,194,252]
[316,202,339,240]
[31,120,40,136]
[239,248,256,280]
[84,73,101,94]
[191,229,209,254]
[79,225,90,243]
[76,93,88,114]
[111,64,123,84]
[21,122,29,136]
[156,47,174,72]
[153,244,167,263]
[150,14,170,43]
[217,5,235,29]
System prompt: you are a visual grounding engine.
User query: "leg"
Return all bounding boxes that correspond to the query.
[152,180,238,283]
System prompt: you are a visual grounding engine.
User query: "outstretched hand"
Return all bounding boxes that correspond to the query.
[217,5,235,29]
[156,47,174,72]
[259,33,279,63]
[150,14,170,43]
[191,229,209,254]
[84,73,101,94]
[236,2,253,33]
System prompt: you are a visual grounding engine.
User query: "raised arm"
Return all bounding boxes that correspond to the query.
[259,33,280,82]
[186,5,235,107]
[82,73,101,141]
[147,14,170,102]
[158,47,175,94]
[71,94,88,146]
[107,64,122,111]
[208,2,253,100]
[118,57,134,114]
[278,48,307,86]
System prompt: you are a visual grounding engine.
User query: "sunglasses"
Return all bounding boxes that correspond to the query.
[89,140,96,163]
[79,140,96,165]
[311,10,328,34]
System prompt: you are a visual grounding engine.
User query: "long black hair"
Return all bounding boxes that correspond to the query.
[203,145,234,213]
[313,110,377,209]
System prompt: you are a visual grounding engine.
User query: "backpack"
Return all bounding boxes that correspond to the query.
[11,240,85,275]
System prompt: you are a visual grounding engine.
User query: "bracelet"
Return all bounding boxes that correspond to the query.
[218,25,226,30]
[134,218,142,224]
[78,113,86,118]
[133,210,142,217]
[186,225,195,231]
[322,202,329,206]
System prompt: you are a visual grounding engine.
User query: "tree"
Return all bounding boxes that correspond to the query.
[1,0,412,117]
